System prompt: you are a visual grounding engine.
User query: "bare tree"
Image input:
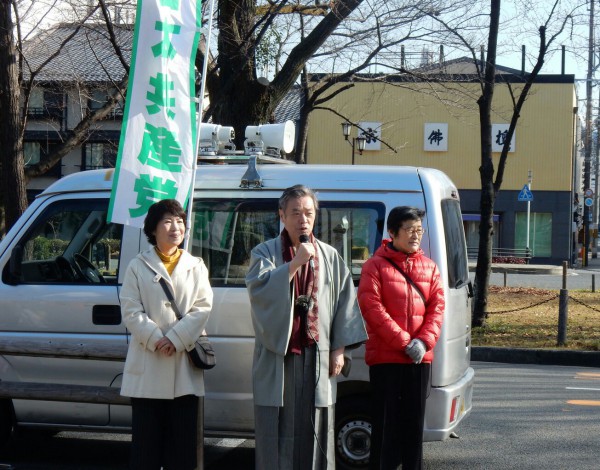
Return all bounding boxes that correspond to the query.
[425,0,577,327]
[0,1,27,235]
[0,0,131,235]
[201,0,473,151]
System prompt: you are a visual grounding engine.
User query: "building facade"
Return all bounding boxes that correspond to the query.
[22,23,131,198]
[305,70,579,265]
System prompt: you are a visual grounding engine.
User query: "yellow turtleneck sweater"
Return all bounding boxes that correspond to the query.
[155,247,182,276]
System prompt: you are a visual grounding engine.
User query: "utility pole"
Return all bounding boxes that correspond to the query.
[594,83,600,258]
[583,0,595,267]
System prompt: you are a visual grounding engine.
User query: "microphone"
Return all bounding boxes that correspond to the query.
[299,234,314,270]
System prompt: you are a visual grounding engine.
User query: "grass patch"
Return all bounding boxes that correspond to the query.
[471,286,600,351]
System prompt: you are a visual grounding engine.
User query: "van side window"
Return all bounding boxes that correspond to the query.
[190,199,279,287]
[313,202,384,283]
[441,199,470,289]
[3,199,123,285]
[189,199,384,287]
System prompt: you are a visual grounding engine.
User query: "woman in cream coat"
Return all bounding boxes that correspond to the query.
[120,199,213,470]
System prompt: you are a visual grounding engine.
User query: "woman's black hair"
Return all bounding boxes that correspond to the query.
[143,199,186,246]
[387,206,425,235]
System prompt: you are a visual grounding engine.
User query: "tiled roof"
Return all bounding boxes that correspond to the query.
[22,22,133,83]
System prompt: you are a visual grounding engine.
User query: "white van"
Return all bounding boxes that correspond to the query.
[0,160,474,469]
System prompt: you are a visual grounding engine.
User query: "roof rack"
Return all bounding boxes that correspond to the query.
[237,154,293,189]
[197,153,295,165]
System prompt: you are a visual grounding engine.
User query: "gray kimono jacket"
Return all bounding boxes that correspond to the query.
[246,236,368,407]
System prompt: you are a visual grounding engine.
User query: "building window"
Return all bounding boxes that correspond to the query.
[515,212,552,257]
[84,142,117,170]
[23,141,62,177]
[88,89,124,119]
[28,88,44,118]
[463,214,500,258]
[24,142,41,166]
[27,88,64,120]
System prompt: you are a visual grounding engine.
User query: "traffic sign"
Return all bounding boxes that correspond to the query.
[585,188,594,198]
[518,184,533,202]
[585,197,594,207]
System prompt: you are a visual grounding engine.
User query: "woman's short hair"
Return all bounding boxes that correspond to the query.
[143,199,186,246]
[387,206,425,235]
[278,184,319,212]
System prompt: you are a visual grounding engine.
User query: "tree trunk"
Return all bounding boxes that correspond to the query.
[0,4,27,235]
[207,0,363,147]
[472,0,501,328]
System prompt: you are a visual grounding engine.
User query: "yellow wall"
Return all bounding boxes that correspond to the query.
[307,80,576,191]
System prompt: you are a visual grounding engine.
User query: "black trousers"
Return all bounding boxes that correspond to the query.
[129,395,199,470]
[369,363,431,470]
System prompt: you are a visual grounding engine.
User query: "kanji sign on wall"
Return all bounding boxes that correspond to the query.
[424,123,448,151]
[358,121,382,151]
[491,123,516,153]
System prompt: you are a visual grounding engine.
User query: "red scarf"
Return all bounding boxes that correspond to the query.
[281,228,319,354]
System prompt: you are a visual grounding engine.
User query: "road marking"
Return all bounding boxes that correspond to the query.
[575,372,600,380]
[567,386,600,391]
[205,438,247,465]
[213,438,246,448]
[567,400,600,406]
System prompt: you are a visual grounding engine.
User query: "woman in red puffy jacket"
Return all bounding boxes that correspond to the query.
[357,206,445,470]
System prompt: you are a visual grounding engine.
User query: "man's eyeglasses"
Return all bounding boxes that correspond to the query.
[401,227,425,236]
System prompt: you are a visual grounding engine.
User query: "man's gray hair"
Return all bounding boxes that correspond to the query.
[278,184,319,212]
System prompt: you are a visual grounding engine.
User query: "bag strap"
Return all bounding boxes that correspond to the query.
[384,258,427,306]
[150,263,208,336]
[158,277,183,321]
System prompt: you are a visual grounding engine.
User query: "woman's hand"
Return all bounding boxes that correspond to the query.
[155,337,175,357]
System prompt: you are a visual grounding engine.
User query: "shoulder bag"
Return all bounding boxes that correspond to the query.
[157,277,216,370]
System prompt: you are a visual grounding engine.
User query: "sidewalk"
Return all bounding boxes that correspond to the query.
[471,347,600,368]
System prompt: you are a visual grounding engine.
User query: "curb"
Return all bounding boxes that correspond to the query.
[472,347,600,368]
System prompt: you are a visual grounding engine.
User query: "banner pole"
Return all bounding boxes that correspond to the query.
[185,0,216,250]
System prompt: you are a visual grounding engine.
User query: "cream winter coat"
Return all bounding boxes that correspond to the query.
[120,248,213,399]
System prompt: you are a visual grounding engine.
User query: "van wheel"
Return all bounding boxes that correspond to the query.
[0,400,14,448]
[335,396,371,470]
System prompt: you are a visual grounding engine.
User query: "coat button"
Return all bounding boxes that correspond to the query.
[165,302,171,307]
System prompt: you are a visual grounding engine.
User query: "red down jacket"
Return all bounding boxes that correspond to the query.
[357,240,445,366]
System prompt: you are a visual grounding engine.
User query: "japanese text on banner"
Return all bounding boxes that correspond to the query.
[108,0,201,227]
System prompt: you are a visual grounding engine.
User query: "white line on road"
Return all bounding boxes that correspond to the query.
[566,387,600,391]
[212,438,246,448]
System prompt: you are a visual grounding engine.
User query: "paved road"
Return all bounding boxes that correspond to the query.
[2,362,599,469]
[484,266,600,291]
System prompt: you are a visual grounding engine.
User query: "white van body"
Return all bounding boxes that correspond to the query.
[0,162,474,469]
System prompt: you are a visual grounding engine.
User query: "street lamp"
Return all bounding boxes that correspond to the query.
[341,122,366,165]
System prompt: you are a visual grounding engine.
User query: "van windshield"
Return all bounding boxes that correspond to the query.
[189,198,384,286]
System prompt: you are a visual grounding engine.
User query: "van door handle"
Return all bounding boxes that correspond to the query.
[93,305,122,325]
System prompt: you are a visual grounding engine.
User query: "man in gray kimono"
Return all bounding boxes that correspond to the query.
[245,184,368,470]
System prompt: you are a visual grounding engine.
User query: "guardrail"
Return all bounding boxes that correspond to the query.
[0,340,206,469]
[467,247,532,263]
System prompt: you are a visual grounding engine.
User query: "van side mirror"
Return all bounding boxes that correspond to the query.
[7,245,23,286]
[467,280,474,298]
